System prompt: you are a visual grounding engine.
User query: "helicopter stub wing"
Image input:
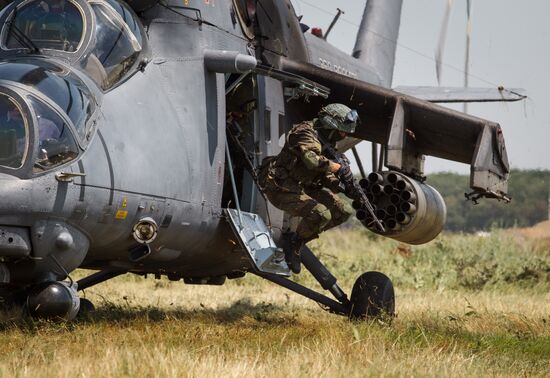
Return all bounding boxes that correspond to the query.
[279,58,511,201]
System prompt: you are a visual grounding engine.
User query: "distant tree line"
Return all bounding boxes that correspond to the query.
[426,169,549,231]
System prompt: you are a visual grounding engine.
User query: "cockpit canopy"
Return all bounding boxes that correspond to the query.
[0,86,80,175]
[0,0,148,176]
[0,58,96,176]
[0,58,95,140]
[5,0,84,52]
[0,0,149,90]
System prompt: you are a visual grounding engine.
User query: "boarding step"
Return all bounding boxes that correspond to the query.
[224,209,290,276]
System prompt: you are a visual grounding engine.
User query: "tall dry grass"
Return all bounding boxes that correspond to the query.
[1,229,549,377]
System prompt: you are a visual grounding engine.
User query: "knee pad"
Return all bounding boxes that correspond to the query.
[330,201,354,226]
[340,201,354,218]
[309,204,332,231]
[297,203,332,239]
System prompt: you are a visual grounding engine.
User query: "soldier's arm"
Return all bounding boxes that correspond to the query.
[290,127,341,173]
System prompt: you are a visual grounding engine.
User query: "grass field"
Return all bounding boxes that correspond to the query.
[1,228,549,377]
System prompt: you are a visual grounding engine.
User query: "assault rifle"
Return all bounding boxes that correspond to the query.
[321,141,385,232]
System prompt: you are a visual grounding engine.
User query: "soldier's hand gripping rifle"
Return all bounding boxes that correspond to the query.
[321,142,385,232]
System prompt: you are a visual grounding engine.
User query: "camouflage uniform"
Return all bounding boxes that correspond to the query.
[258,120,353,240]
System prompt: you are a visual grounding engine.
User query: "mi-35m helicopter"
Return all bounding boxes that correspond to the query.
[0,0,524,320]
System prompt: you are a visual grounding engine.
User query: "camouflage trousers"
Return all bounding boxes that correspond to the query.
[264,186,354,240]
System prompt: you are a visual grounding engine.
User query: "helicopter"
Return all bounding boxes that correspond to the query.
[0,0,525,320]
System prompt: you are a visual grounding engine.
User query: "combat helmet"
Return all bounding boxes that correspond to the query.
[317,103,359,134]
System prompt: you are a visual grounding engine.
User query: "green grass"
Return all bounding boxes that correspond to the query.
[308,229,550,291]
[1,229,549,377]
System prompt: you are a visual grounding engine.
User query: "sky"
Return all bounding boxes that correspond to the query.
[290,0,550,174]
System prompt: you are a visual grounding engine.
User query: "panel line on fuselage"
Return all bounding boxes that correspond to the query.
[77,160,86,202]
[97,129,115,206]
[72,183,193,204]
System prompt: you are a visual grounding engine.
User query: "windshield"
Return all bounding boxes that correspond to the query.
[104,0,143,46]
[84,2,141,90]
[0,0,147,92]
[0,58,95,140]
[0,93,28,169]
[29,96,78,172]
[5,0,84,52]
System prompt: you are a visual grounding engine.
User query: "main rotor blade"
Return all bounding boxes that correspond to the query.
[435,0,455,85]
[463,0,472,113]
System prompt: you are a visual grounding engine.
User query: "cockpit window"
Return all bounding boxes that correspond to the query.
[29,96,78,172]
[87,2,141,90]
[0,59,95,140]
[5,0,84,53]
[103,0,142,46]
[0,94,28,169]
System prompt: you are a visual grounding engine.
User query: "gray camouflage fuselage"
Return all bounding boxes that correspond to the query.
[0,0,513,289]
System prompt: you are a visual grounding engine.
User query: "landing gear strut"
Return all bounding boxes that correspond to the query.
[256,246,395,319]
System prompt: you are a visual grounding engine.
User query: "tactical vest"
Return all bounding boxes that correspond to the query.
[259,121,327,193]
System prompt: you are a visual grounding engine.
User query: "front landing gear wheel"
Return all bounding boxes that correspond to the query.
[76,298,95,320]
[349,271,395,320]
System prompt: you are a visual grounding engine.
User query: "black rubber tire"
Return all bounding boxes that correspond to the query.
[77,297,95,319]
[349,271,395,320]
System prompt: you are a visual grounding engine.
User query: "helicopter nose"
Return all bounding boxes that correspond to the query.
[0,172,90,284]
[0,171,31,210]
[0,173,33,261]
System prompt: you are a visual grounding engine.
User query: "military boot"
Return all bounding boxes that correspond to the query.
[280,232,304,274]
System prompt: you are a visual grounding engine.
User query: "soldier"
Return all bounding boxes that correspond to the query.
[258,103,359,273]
